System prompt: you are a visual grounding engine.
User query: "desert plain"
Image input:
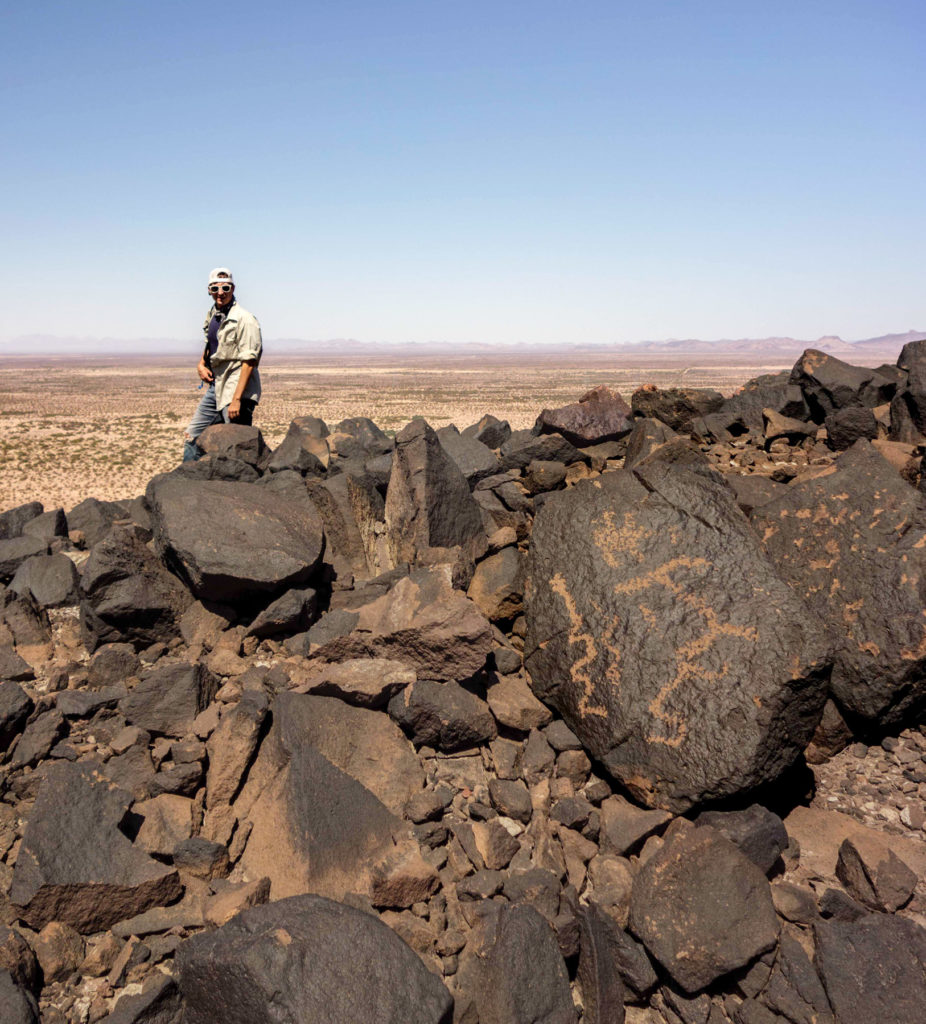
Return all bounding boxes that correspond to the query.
[0,352,783,513]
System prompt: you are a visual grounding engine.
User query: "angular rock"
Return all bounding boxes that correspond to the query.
[32,920,85,983]
[536,385,633,447]
[577,901,627,1024]
[21,508,67,541]
[498,430,586,471]
[0,648,33,684]
[814,914,926,1024]
[825,406,877,450]
[623,418,679,470]
[526,463,829,812]
[763,933,833,1024]
[100,974,183,1024]
[327,416,394,460]
[384,417,487,575]
[790,349,895,420]
[177,894,452,1024]
[146,475,325,605]
[0,502,43,541]
[630,385,724,432]
[629,825,779,993]
[133,794,194,857]
[205,692,269,807]
[0,537,47,582]
[489,778,533,824]
[173,837,229,880]
[267,417,331,474]
[245,587,317,639]
[296,657,415,709]
[305,468,387,582]
[0,681,33,748]
[752,440,926,728]
[462,413,512,450]
[79,526,192,652]
[67,497,129,547]
[120,662,219,738]
[195,423,268,466]
[468,904,576,1024]
[724,474,785,516]
[436,425,499,484]
[88,642,140,688]
[10,553,80,607]
[10,763,182,932]
[835,833,917,912]
[467,546,525,622]
[311,565,494,681]
[0,926,40,996]
[388,678,497,752]
[0,972,39,1024]
[8,709,66,768]
[694,805,788,875]
[762,408,816,447]
[486,672,552,732]
[233,692,431,902]
[599,796,672,857]
[524,459,568,495]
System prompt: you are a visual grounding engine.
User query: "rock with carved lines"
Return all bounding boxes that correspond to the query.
[524,457,831,813]
[752,440,926,728]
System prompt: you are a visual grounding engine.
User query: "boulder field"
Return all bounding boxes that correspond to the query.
[1,349,926,1022]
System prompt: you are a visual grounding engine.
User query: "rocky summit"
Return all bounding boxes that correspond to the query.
[2,345,926,1023]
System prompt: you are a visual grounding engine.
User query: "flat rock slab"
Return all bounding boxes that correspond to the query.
[296,657,415,708]
[177,894,452,1024]
[146,475,325,604]
[629,824,779,993]
[752,440,926,728]
[234,692,433,904]
[10,763,181,933]
[814,914,926,1024]
[525,462,830,812]
[535,384,633,447]
[311,565,495,681]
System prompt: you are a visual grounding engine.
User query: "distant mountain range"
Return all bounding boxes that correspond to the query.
[3,329,924,364]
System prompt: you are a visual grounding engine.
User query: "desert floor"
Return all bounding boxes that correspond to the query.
[0,354,787,512]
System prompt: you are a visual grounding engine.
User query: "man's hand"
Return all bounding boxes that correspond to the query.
[227,398,241,420]
[197,360,214,383]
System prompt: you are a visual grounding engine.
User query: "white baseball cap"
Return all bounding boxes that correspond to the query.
[208,267,234,285]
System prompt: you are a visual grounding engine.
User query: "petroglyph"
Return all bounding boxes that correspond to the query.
[549,573,609,717]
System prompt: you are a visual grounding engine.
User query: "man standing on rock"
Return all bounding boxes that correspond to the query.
[182,267,263,461]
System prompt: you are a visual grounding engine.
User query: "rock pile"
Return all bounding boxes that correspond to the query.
[2,346,926,1022]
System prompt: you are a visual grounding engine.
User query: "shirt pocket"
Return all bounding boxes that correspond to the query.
[214,324,240,362]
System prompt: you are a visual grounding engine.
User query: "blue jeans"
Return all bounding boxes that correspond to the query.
[182,384,256,461]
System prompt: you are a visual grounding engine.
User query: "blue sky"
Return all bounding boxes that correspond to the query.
[2,1,923,347]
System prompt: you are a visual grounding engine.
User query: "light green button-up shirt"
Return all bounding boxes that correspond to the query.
[203,300,263,411]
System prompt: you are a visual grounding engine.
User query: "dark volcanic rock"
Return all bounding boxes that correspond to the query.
[835,833,917,912]
[752,440,926,728]
[462,414,512,450]
[0,681,33,748]
[384,418,487,576]
[10,553,80,607]
[630,386,724,432]
[629,825,779,993]
[388,678,497,751]
[536,385,633,447]
[525,461,830,812]
[577,902,627,1024]
[790,349,895,420]
[311,565,494,681]
[100,974,183,1024]
[146,475,325,604]
[467,546,525,622]
[120,662,219,738]
[814,914,926,1024]
[327,416,394,460]
[266,416,330,474]
[233,691,434,903]
[825,406,878,450]
[176,894,452,1024]
[0,502,44,541]
[892,338,926,440]
[0,537,48,582]
[0,972,39,1024]
[694,805,788,875]
[762,933,833,1024]
[305,468,387,582]
[623,417,678,471]
[10,763,181,932]
[725,474,785,516]
[79,526,192,652]
[67,497,129,547]
[195,423,268,466]
[245,587,317,639]
[498,430,586,471]
[436,425,500,484]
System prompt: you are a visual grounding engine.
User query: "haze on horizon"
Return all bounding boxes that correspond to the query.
[2,1,923,349]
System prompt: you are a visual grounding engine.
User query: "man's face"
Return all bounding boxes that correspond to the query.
[208,279,234,309]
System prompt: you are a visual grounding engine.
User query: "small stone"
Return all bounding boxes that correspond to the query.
[32,921,85,983]
[173,837,230,880]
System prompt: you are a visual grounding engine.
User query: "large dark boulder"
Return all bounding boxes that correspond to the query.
[10,553,80,607]
[790,349,895,421]
[814,914,926,1024]
[327,416,394,460]
[388,678,497,751]
[0,537,47,582]
[462,414,511,450]
[384,418,487,577]
[67,497,129,546]
[535,385,633,447]
[698,374,808,440]
[623,418,678,470]
[305,467,386,582]
[10,763,181,932]
[195,423,268,466]
[498,430,585,471]
[146,476,325,605]
[79,526,192,652]
[825,406,878,450]
[630,386,724,432]
[525,460,830,812]
[120,662,219,738]
[176,894,452,1024]
[890,338,926,440]
[266,417,330,475]
[629,824,779,993]
[752,440,926,729]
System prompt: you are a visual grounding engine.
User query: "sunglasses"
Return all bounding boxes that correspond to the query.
[208,283,233,294]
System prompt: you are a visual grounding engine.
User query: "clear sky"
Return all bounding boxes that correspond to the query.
[2,1,923,347]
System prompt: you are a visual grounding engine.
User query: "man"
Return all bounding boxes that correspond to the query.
[182,267,263,461]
